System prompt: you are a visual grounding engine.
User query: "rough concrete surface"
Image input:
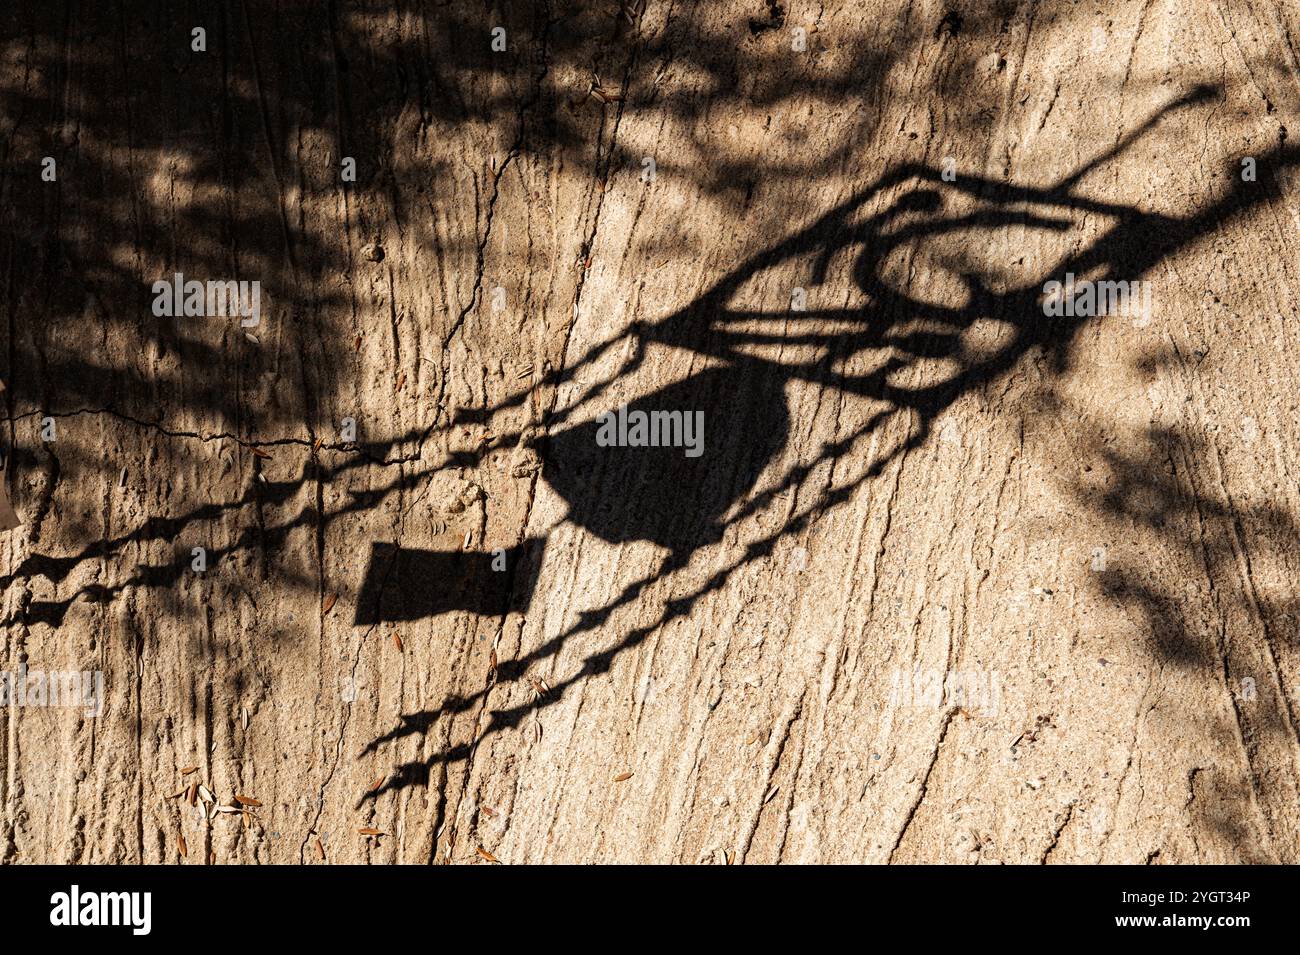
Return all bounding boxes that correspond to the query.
[0,0,1298,864]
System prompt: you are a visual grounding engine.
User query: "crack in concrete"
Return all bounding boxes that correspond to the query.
[0,406,426,466]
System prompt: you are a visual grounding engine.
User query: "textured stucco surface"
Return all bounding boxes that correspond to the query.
[1,0,1298,863]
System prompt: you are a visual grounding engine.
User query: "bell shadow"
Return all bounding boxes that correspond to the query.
[541,365,790,552]
[354,365,791,625]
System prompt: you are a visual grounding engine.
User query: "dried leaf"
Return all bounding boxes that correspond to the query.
[613,772,634,783]
[357,827,385,836]
[180,765,199,775]
[395,372,407,392]
[353,334,362,351]
[392,632,403,651]
[250,447,272,460]
[234,794,262,807]
[368,775,386,793]
[480,806,497,819]
[198,784,214,804]
[322,593,338,615]
[476,846,500,864]
[315,836,325,860]
[188,783,197,806]
[177,833,188,858]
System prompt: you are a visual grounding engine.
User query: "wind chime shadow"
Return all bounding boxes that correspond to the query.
[357,84,1289,799]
